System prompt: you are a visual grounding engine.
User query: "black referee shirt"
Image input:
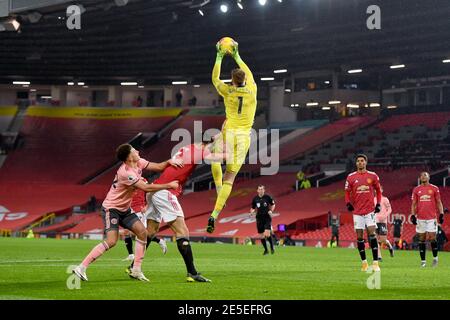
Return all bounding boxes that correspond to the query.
[252,194,275,219]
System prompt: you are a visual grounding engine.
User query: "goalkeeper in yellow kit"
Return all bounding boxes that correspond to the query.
[206,39,257,233]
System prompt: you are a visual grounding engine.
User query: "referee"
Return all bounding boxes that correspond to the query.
[250,185,276,255]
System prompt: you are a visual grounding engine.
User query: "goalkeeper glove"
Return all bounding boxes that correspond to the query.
[374,203,381,214]
[215,42,225,59]
[346,203,354,212]
[439,213,444,224]
[411,215,417,225]
[231,41,240,60]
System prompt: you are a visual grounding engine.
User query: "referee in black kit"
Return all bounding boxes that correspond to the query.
[250,185,276,255]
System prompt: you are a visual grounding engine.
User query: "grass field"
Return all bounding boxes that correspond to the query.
[0,237,449,300]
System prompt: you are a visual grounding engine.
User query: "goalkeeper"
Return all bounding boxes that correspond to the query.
[207,39,258,233]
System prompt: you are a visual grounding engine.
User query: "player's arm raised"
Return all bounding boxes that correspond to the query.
[212,44,228,97]
[134,179,179,193]
[146,158,184,172]
[231,44,255,87]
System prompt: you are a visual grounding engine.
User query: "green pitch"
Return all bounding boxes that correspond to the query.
[0,237,449,300]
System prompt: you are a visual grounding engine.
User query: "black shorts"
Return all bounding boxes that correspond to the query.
[376,223,388,236]
[256,218,272,234]
[102,207,140,233]
[393,229,401,238]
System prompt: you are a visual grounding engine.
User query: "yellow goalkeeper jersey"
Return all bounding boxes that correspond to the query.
[212,58,257,131]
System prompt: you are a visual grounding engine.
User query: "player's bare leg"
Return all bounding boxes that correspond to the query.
[170,217,211,282]
[128,220,149,281]
[73,230,118,281]
[207,171,237,233]
[418,232,427,267]
[428,232,438,267]
[143,219,167,254]
[377,235,394,260]
[126,219,160,274]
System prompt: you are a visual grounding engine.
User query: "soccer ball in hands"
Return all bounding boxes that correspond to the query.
[217,37,238,55]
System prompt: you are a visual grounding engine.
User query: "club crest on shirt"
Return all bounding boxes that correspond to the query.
[367,178,372,184]
[128,175,135,181]
[256,203,261,208]
[111,218,118,224]
[428,190,433,194]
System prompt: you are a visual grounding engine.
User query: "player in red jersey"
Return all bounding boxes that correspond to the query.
[73,144,180,282]
[345,154,382,272]
[411,172,445,267]
[133,140,226,283]
[122,177,167,262]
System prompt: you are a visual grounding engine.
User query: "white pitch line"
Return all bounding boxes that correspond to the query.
[0,258,121,264]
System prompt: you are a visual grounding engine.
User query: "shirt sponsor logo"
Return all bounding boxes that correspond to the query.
[357,185,370,192]
[419,195,432,201]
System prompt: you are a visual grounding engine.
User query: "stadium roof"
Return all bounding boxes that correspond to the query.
[0,0,449,85]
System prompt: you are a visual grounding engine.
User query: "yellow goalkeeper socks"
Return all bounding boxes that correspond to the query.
[211,181,233,219]
[211,162,223,194]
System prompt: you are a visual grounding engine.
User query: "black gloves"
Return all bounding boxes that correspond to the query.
[439,213,444,224]
[374,203,381,214]
[346,203,354,212]
[411,215,417,225]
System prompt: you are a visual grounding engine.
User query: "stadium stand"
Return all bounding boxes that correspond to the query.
[278,116,376,164]
[0,106,182,183]
[0,106,18,132]
[376,112,450,132]
[2,107,449,246]
[89,108,225,186]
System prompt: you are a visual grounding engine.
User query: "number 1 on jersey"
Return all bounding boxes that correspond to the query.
[238,96,244,115]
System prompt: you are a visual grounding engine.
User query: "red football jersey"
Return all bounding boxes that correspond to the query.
[154,144,211,197]
[130,178,148,213]
[412,184,441,220]
[345,170,382,215]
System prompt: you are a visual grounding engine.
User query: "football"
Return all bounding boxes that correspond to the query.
[217,37,238,55]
